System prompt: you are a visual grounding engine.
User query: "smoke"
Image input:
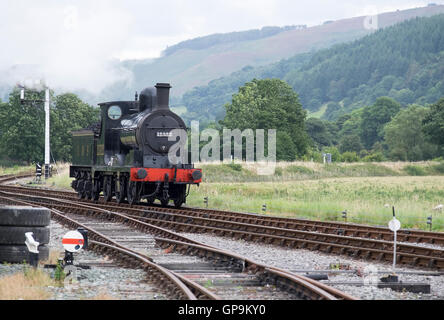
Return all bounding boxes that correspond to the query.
[0,1,134,93]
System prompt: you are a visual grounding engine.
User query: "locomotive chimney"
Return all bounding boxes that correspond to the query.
[154,83,171,111]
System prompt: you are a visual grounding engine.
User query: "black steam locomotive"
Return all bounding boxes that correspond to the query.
[70,83,202,207]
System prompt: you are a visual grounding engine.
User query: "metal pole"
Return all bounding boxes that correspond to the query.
[44,88,50,179]
[393,229,397,272]
[392,206,397,273]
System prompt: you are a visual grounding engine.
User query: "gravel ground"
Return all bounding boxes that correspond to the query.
[0,220,166,300]
[178,232,444,300]
[47,220,167,300]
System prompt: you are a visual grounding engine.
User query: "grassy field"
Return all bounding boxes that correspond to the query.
[186,162,444,230]
[187,176,444,230]
[12,161,444,231]
[0,164,34,176]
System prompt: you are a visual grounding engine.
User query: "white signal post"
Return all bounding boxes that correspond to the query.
[19,81,51,179]
[388,207,401,273]
[44,88,50,180]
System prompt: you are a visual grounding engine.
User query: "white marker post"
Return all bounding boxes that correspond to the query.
[44,88,50,179]
[388,207,401,273]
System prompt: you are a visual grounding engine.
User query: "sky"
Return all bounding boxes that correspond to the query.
[0,0,442,91]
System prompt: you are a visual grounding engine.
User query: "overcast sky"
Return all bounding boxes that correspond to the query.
[0,0,442,91]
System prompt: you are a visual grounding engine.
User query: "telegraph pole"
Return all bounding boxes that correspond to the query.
[19,81,51,179]
[44,88,50,179]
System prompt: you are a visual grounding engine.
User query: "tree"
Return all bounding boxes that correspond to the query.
[339,135,363,153]
[360,97,401,149]
[385,104,438,160]
[423,97,444,153]
[305,118,333,149]
[0,88,47,163]
[223,79,309,160]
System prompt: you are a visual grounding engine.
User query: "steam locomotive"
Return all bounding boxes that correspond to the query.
[69,83,202,207]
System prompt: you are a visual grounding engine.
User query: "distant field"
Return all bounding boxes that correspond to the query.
[12,161,444,231]
[188,162,444,231]
[197,161,444,182]
[187,175,444,231]
[0,164,33,175]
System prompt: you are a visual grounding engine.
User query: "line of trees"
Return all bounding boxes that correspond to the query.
[0,79,442,165]
[220,79,444,162]
[304,97,444,162]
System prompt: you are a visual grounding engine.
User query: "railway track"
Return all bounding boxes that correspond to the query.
[2,183,443,247]
[1,185,444,270]
[0,191,354,300]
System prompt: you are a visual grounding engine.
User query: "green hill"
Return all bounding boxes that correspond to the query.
[181,12,444,124]
[106,4,444,103]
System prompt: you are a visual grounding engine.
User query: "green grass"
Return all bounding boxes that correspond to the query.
[307,103,328,118]
[198,161,441,183]
[0,164,34,175]
[187,176,444,231]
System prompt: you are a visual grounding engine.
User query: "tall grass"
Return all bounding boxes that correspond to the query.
[188,176,444,231]
[0,267,55,300]
[198,161,442,183]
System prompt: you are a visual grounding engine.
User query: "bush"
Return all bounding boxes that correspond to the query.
[323,146,341,162]
[362,152,385,162]
[341,152,359,162]
[286,165,314,175]
[225,163,242,171]
[301,149,323,163]
[404,165,427,176]
[430,162,444,174]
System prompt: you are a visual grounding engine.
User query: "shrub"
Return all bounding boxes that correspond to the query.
[302,149,323,162]
[285,165,314,175]
[430,162,444,174]
[225,163,242,171]
[341,152,359,162]
[404,165,427,176]
[322,146,341,162]
[362,152,385,162]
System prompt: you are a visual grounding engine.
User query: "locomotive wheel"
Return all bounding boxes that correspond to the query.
[116,176,127,204]
[160,198,169,207]
[77,179,85,199]
[84,180,93,200]
[173,197,184,208]
[103,176,113,202]
[92,179,101,202]
[127,181,139,205]
[146,197,155,206]
[173,185,186,208]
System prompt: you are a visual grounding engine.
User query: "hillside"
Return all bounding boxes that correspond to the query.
[106,4,444,102]
[181,11,444,123]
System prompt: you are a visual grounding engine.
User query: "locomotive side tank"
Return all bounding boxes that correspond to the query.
[70,83,202,207]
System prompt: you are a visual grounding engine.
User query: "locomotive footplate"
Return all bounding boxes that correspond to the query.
[130,167,202,184]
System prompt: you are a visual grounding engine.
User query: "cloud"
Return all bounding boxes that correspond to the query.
[0,0,133,92]
[0,0,440,94]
